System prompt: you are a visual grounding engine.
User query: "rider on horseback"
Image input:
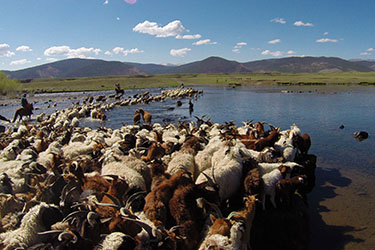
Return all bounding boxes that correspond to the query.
[21,93,28,108]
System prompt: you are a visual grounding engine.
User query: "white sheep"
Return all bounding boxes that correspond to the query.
[0,202,58,250]
[101,162,146,191]
[261,166,286,210]
[196,143,243,201]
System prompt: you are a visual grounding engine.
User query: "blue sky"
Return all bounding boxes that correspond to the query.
[1,0,375,70]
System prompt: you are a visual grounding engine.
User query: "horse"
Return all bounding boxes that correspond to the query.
[115,88,124,95]
[13,103,33,122]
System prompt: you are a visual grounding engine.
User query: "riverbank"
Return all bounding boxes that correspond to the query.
[309,165,375,250]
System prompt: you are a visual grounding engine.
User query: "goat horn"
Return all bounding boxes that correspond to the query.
[125,191,146,210]
[93,201,120,209]
[201,172,215,187]
[102,192,122,207]
[58,231,78,244]
[169,225,184,232]
[62,210,89,223]
[87,211,100,227]
[121,217,155,238]
[38,229,64,235]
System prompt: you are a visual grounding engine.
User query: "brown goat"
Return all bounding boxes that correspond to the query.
[138,109,152,124]
[144,170,192,227]
[141,142,166,162]
[294,133,311,156]
[133,110,141,125]
[276,175,307,209]
[253,130,279,151]
[244,167,263,196]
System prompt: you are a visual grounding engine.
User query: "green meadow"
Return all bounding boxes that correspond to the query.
[16,72,375,93]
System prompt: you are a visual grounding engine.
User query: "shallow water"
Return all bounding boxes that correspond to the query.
[2,85,375,175]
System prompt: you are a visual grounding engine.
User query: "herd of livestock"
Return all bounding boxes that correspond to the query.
[0,87,316,250]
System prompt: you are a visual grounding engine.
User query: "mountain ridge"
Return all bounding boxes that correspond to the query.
[2,56,374,79]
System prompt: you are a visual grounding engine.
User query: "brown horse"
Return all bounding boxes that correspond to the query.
[13,103,33,122]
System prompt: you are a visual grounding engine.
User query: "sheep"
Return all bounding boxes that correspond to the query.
[261,165,289,210]
[101,161,147,192]
[0,202,62,250]
[196,142,243,201]
[100,232,137,250]
[167,135,204,179]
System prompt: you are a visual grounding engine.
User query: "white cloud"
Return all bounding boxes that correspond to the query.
[125,0,137,4]
[133,20,187,38]
[116,17,120,21]
[294,21,314,27]
[0,43,15,57]
[316,38,338,43]
[193,39,217,46]
[16,45,32,52]
[104,51,112,56]
[271,18,286,24]
[170,48,191,57]
[367,48,374,52]
[236,42,247,47]
[46,58,58,62]
[324,32,329,35]
[112,47,144,56]
[103,0,109,4]
[232,49,240,53]
[37,57,41,60]
[261,50,283,57]
[44,46,101,58]
[268,39,281,44]
[176,34,201,39]
[360,52,371,56]
[287,50,296,55]
[10,59,31,65]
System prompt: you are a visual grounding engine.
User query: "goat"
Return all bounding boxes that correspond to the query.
[276,175,307,208]
[261,165,289,210]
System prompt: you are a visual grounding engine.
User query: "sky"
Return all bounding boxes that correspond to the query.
[1,0,375,71]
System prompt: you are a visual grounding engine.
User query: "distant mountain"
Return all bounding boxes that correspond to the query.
[243,56,374,73]
[125,62,174,75]
[3,58,144,79]
[349,59,375,71]
[2,56,374,80]
[169,56,251,74]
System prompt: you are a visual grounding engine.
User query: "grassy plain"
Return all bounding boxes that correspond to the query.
[19,72,375,93]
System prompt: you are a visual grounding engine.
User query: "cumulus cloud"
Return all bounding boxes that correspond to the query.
[367,48,374,52]
[261,50,283,57]
[133,20,186,38]
[360,52,370,56]
[294,21,314,27]
[10,59,31,65]
[116,17,120,21]
[16,46,32,52]
[103,0,109,4]
[176,34,201,39]
[0,43,15,57]
[193,39,217,46]
[46,58,58,62]
[324,32,329,35]
[271,18,286,24]
[104,51,112,56]
[236,42,247,47]
[268,39,281,44]
[232,49,240,53]
[125,0,137,4]
[170,48,191,57]
[316,38,338,43]
[112,47,144,56]
[287,50,296,55]
[44,46,101,58]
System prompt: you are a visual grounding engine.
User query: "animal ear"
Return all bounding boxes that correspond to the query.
[210,214,217,223]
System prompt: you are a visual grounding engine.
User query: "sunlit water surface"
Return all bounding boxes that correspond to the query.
[2,85,375,175]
